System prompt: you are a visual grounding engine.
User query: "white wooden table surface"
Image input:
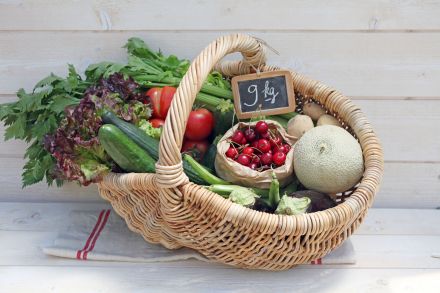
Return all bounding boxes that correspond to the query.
[1,203,439,292]
[1,1,440,292]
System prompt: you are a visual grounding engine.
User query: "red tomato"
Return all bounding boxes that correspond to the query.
[146,88,162,118]
[181,139,209,161]
[184,108,214,141]
[159,86,176,118]
[149,118,165,128]
[145,86,176,119]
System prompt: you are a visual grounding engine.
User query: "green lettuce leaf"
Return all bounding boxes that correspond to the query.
[138,120,162,139]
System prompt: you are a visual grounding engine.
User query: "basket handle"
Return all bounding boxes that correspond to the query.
[155,34,266,189]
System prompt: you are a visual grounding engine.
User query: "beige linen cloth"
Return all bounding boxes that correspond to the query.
[43,209,355,265]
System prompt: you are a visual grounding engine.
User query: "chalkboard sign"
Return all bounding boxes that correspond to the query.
[231,70,296,119]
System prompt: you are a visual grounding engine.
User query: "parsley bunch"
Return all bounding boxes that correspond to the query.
[0,65,88,186]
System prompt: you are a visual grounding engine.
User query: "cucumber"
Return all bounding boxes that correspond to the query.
[102,111,159,160]
[99,124,156,173]
[102,111,207,185]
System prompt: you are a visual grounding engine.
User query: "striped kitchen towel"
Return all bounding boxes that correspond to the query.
[43,209,355,265]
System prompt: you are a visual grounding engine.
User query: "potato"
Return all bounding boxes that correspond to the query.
[287,114,314,139]
[303,102,326,121]
[317,114,342,127]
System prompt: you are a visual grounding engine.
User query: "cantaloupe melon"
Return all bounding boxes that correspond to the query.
[293,125,364,193]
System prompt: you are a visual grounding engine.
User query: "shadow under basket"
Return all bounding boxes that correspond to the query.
[97,34,384,271]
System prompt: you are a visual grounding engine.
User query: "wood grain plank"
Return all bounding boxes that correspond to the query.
[1,204,439,270]
[0,265,439,292]
[378,162,440,209]
[1,32,440,97]
[355,99,440,162]
[0,158,101,202]
[2,99,439,162]
[3,230,440,269]
[1,202,439,235]
[1,0,440,31]
[0,158,439,208]
[0,202,110,232]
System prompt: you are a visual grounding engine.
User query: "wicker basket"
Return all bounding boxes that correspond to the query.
[97,34,384,271]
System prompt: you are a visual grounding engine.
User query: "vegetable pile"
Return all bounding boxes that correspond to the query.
[0,37,365,217]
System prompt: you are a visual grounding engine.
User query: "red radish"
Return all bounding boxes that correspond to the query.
[250,163,258,170]
[257,139,271,153]
[225,147,238,159]
[231,130,244,144]
[237,154,251,166]
[255,121,269,134]
[244,128,257,142]
[260,152,273,165]
[273,151,286,166]
[242,147,254,156]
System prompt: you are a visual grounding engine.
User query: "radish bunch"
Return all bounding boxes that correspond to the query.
[225,121,291,171]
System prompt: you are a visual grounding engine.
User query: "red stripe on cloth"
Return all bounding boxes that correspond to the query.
[83,209,111,260]
[317,258,322,265]
[76,209,106,260]
[311,260,315,265]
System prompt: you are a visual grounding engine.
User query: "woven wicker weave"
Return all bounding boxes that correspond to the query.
[97,34,384,270]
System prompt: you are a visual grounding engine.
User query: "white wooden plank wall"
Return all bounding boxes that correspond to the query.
[0,0,439,208]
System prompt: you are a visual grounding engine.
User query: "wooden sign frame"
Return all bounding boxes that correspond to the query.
[231,70,296,119]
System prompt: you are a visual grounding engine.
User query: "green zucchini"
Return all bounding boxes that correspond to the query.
[183,154,229,185]
[99,124,156,173]
[102,111,207,185]
[201,135,221,171]
[208,184,269,198]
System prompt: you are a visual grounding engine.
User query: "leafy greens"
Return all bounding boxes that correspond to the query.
[0,37,234,188]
